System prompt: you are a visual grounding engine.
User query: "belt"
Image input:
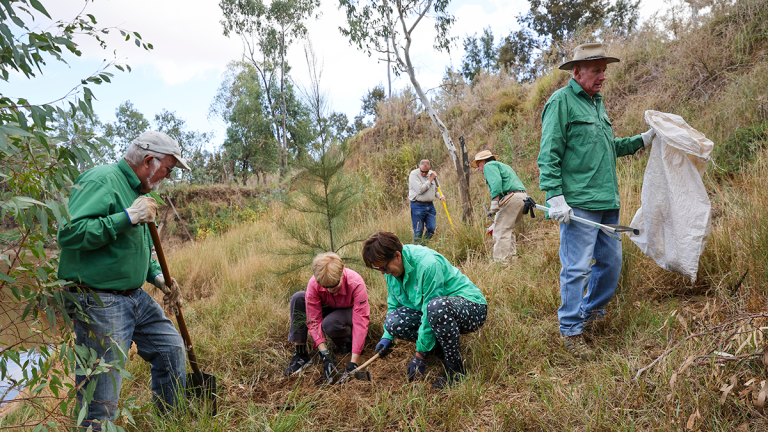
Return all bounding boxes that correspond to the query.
[504,190,526,196]
[68,284,139,297]
[411,200,433,204]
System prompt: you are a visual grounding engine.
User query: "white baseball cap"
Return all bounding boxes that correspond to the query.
[132,131,191,170]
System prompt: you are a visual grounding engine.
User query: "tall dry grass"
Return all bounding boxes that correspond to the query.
[21,0,768,429]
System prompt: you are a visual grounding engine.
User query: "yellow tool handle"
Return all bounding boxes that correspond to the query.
[436,185,455,230]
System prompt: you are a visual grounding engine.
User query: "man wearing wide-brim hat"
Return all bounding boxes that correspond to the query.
[536,43,655,360]
[472,150,528,262]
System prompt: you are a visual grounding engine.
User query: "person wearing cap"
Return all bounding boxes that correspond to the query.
[363,231,487,389]
[537,43,656,359]
[284,252,370,383]
[472,150,528,262]
[408,159,445,244]
[58,131,192,428]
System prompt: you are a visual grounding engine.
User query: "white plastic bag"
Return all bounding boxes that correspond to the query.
[629,111,714,282]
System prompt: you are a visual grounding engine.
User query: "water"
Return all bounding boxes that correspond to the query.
[0,350,41,406]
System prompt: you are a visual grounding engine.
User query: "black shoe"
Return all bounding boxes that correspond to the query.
[284,352,312,377]
[342,341,353,355]
[432,359,465,390]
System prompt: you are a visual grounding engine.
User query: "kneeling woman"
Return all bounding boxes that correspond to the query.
[362,231,487,389]
[284,252,370,382]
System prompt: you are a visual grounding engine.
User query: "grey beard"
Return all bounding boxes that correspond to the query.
[145,162,163,191]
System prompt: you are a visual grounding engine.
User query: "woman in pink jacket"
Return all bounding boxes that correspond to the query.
[284,252,371,383]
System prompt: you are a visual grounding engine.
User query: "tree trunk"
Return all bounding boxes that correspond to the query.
[386,37,392,98]
[395,33,473,221]
[280,30,289,178]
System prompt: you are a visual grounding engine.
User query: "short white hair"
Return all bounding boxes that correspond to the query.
[419,159,431,168]
[124,142,166,166]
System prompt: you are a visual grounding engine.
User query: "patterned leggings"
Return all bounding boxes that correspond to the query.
[384,296,487,364]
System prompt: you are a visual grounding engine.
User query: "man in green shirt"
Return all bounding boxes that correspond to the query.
[472,150,528,262]
[58,131,189,428]
[362,231,487,389]
[537,43,655,359]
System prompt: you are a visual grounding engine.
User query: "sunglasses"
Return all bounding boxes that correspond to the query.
[420,169,430,174]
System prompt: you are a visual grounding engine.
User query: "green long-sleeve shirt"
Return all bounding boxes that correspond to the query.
[538,78,643,211]
[57,159,162,290]
[382,245,486,352]
[482,160,526,199]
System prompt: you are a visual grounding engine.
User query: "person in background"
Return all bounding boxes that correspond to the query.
[362,231,487,389]
[408,159,445,244]
[472,150,528,263]
[285,252,370,383]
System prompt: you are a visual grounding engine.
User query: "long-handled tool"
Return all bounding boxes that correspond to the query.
[433,178,455,231]
[148,223,218,414]
[522,197,639,241]
[339,353,380,384]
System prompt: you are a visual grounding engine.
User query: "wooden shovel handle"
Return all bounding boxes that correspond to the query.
[147,223,203,377]
[354,353,380,372]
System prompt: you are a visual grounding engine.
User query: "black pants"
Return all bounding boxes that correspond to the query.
[384,296,487,364]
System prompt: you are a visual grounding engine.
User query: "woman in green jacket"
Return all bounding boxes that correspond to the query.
[362,231,487,389]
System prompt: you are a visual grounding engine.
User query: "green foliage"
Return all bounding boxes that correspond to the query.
[102,100,151,154]
[0,0,152,429]
[714,120,768,177]
[461,27,497,83]
[53,107,116,169]
[279,142,361,270]
[498,0,640,81]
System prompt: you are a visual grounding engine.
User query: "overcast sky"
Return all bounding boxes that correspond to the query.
[7,0,669,151]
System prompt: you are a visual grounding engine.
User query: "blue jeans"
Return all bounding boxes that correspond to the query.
[558,207,622,336]
[74,288,186,426]
[410,201,436,243]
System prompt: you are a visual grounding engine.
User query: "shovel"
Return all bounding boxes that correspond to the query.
[148,223,218,414]
[522,197,639,241]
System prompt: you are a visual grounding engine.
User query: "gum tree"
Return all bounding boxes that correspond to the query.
[0,1,150,429]
[338,0,473,221]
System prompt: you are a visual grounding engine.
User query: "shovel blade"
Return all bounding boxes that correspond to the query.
[186,371,217,414]
[353,370,372,381]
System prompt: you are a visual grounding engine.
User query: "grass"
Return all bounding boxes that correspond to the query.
[9,0,768,429]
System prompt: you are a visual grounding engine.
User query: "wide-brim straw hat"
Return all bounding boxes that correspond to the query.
[471,150,499,168]
[559,43,620,71]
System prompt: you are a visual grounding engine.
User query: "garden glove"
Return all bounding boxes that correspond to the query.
[546,195,573,224]
[125,196,158,225]
[374,338,394,357]
[320,350,338,384]
[641,128,656,147]
[407,353,426,382]
[489,200,500,215]
[153,274,184,316]
[345,362,358,372]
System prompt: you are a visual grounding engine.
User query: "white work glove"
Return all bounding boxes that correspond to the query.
[547,195,573,224]
[489,200,500,215]
[641,128,656,147]
[125,196,158,225]
[153,274,184,315]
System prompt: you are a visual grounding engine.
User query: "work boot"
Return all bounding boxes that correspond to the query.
[284,351,312,376]
[432,359,465,390]
[562,334,595,360]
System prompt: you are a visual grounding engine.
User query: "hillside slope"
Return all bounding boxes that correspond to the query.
[37,1,767,430]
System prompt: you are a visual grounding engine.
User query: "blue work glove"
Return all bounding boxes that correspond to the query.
[375,338,394,357]
[407,353,426,382]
